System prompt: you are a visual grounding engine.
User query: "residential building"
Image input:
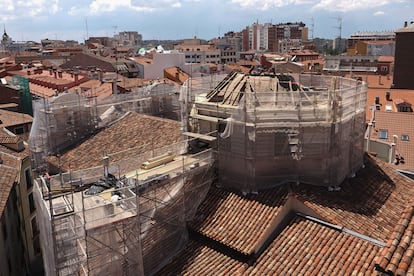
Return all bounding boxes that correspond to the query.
[347,31,395,49]
[377,55,394,76]
[174,43,221,64]
[393,21,414,89]
[323,55,379,74]
[348,40,395,56]
[242,22,308,52]
[114,31,142,47]
[130,51,185,79]
[210,32,242,64]
[0,110,43,275]
[365,86,414,170]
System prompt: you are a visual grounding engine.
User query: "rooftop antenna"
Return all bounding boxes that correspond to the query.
[85,17,89,40]
[310,17,314,40]
[332,16,342,40]
[332,16,343,52]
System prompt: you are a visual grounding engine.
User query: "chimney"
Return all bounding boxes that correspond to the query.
[49,69,53,75]
[404,21,408,27]
[54,70,57,79]
[386,91,391,101]
[74,72,79,82]
[58,70,63,78]
[375,96,380,105]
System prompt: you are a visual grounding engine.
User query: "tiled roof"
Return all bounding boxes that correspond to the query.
[293,155,414,242]
[0,165,18,217]
[0,129,24,217]
[366,88,414,117]
[244,216,380,275]
[164,67,189,85]
[375,204,414,275]
[189,185,289,255]
[0,135,20,144]
[158,154,414,275]
[378,56,394,63]
[0,109,33,128]
[159,216,381,275]
[46,112,182,171]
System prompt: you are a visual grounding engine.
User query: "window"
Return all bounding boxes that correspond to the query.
[379,129,388,139]
[29,193,36,214]
[25,169,33,190]
[401,135,409,141]
[398,105,411,112]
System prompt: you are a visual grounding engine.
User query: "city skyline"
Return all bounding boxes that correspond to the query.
[0,0,412,43]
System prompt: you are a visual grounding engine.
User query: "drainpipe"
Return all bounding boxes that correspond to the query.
[366,122,372,152]
[390,135,398,163]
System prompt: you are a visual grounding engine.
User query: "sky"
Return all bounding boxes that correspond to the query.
[0,0,413,43]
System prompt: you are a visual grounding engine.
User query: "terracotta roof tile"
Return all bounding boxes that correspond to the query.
[158,154,414,275]
[188,185,289,255]
[0,165,18,217]
[159,216,381,275]
[0,109,33,128]
[293,155,414,242]
[375,204,414,275]
[46,112,182,171]
[0,135,20,144]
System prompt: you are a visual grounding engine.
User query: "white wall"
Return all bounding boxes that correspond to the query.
[135,52,186,80]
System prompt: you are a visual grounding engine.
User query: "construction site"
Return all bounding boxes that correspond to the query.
[30,71,367,275]
[30,80,214,275]
[184,72,367,192]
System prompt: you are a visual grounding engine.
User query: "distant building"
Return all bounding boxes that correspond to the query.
[174,42,221,64]
[348,40,395,56]
[209,32,242,64]
[130,52,185,79]
[1,27,12,51]
[242,21,308,53]
[312,38,334,53]
[323,55,379,74]
[114,31,142,47]
[393,21,414,89]
[347,31,395,49]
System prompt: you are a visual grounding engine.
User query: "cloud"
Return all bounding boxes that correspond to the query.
[312,0,403,12]
[0,0,59,20]
[89,0,184,14]
[230,0,312,10]
[374,10,385,16]
[229,0,407,12]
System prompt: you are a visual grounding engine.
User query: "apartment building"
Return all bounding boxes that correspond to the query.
[242,21,308,52]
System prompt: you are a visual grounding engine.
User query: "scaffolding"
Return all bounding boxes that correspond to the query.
[33,142,214,276]
[183,72,367,192]
[29,82,181,173]
[29,80,213,275]
[10,75,33,115]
